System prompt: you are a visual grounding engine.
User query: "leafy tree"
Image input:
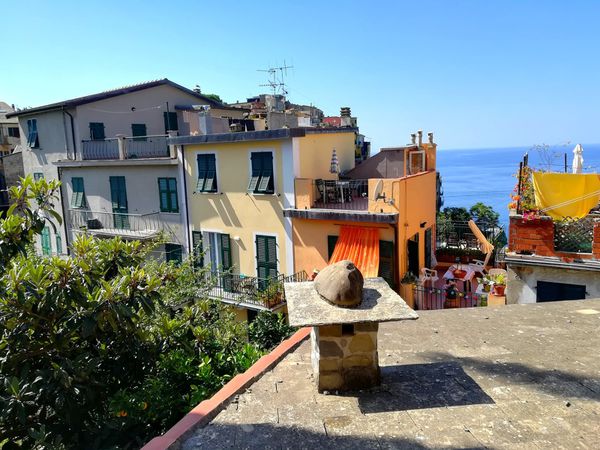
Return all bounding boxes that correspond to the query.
[203,93,223,103]
[439,206,470,223]
[469,202,500,228]
[0,177,264,449]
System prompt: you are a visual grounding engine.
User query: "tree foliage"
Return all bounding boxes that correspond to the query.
[469,202,500,228]
[248,312,296,352]
[0,177,264,449]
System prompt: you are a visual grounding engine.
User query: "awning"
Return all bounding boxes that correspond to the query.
[532,172,600,219]
[329,226,380,277]
[468,220,494,267]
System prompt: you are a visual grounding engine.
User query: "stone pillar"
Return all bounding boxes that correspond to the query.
[167,130,178,159]
[312,322,380,392]
[116,134,126,160]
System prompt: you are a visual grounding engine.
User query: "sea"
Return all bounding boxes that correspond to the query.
[436,143,600,229]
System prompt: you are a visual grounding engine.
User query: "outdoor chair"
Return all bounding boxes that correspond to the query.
[419,268,439,287]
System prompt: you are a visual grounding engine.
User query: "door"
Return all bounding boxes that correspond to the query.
[407,233,420,277]
[109,176,129,229]
[537,281,586,302]
[425,228,433,269]
[163,112,178,133]
[379,240,395,289]
[203,232,232,289]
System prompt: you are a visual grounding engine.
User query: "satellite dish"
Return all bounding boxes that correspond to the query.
[372,179,384,201]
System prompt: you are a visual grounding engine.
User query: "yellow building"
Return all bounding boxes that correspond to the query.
[284,132,438,308]
[172,127,358,320]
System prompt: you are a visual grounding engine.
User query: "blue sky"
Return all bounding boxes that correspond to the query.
[2,1,599,150]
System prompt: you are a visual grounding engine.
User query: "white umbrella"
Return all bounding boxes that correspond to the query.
[572,144,584,174]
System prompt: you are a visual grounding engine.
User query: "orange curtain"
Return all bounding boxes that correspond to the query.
[329,226,380,277]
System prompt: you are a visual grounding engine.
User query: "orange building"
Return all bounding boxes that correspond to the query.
[284,131,438,307]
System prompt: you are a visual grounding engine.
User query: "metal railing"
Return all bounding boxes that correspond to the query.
[413,285,488,310]
[436,220,503,250]
[313,179,368,210]
[81,135,169,160]
[81,139,119,160]
[554,215,598,254]
[206,270,308,309]
[68,209,169,238]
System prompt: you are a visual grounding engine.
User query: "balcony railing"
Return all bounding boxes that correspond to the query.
[313,179,368,210]
[81,135,170,160]
[413,285,488,310]
[554,216,596,253]
[437,220,503,250]
[205,270,308,310]
[68,209,173,239]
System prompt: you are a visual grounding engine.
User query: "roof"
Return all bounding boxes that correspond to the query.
[6,79,231,118]
[168,127,358,146]
[344,146,407,179]
[166,298,600,449]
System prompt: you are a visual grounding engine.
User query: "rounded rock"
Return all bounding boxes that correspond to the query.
[314,260,364,307]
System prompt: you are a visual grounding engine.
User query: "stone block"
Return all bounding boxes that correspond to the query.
[319,324,342,337]
[342,354,373,368]
[342,367,381,390]
[319,340,343,358]
[349,334,375,353]
[354,322,379,332]
[319,358,341,372]
[318,371,344,391]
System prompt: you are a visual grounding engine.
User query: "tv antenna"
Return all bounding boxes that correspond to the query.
[258,61,293,96]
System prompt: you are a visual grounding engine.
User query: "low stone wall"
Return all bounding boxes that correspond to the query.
[312,322,380,392]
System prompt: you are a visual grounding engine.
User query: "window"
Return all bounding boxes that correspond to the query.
[379,240,395,289]
[131,123,147,141]
[33,172,44,181]
[408,150,425,175]
[327,235,339,260]
[165,243,183,265]
[41,226,51,256]
[56,234,62,255]
[163,112,178,132]
[27,119,39,148]
[537,281,586,302]
[8,127,19,138]
[425,228,432,269]
[109,176,129,229]
[71,177,87,209]
[256,235,277,280]
[196,154,217,193]
[158,177,178,212]
[202,232,232,274]
[248,152,274,194]
[89,122,105,140]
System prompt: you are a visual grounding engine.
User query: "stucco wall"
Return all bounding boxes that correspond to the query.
[1,152,24,189]
[292,219,395,276]
[62,164,185,248]
[184,140,290,277]
[507,264,600,304]
[296,132,356,180]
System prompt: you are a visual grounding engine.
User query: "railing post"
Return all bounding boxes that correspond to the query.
[168,131,178,158]
[116,134,126,160]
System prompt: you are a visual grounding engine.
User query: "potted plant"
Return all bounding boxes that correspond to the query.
[491,273,506,296]
[477,275,493,293]
[452,257,467,279]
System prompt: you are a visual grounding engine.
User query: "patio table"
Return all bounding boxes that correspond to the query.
[443,265,476,292]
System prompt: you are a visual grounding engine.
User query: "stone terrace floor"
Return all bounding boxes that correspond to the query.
[182,300,600,449]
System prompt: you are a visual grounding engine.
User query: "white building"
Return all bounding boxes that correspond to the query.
[7,79,246,258]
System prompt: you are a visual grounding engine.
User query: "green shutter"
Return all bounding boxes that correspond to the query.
[378,240,395,289]
[131,123,147,141]
[158,177,178,212]
[165,243,183,264]
[89,122,105,140]
[56,234,62,255]
[163,112,178,132]
[196,154,217,193]
[256,235,277,282]
[327,235,339,261]
[33,172,44,181]
[109,176,129,229]
[220,234,232,291]
[41,227,51,256]
[71,177,86,208]
[248,153,261,192]
[192,231,203,268]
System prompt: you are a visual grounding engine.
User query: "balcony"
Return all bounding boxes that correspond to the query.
[507,213,600,265]
[206,271,308,311]
[68,209,176,240]
[80,135,170,161]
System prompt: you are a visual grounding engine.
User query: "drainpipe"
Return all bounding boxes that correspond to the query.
[63,110,76,160]
[56,167,71,255]
[178,144,192,255]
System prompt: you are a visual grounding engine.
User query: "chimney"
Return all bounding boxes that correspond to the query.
[410,133,416,145]
[340,106,352,127]
[428,132,434,144]
[193,85,201,94]
[417,130,423,146]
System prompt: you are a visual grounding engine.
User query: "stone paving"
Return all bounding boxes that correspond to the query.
[182,299,600,449]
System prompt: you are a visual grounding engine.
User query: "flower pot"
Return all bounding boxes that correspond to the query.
[493,284,506,296]
[453,269,467,279]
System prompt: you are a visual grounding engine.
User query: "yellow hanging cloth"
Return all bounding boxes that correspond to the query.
[532,172,600,219]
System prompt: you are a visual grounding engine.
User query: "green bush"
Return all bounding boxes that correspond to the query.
[248,311,296,351]
[0,177,265,449]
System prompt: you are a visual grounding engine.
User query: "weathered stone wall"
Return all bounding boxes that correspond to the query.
[312,322,380,392]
